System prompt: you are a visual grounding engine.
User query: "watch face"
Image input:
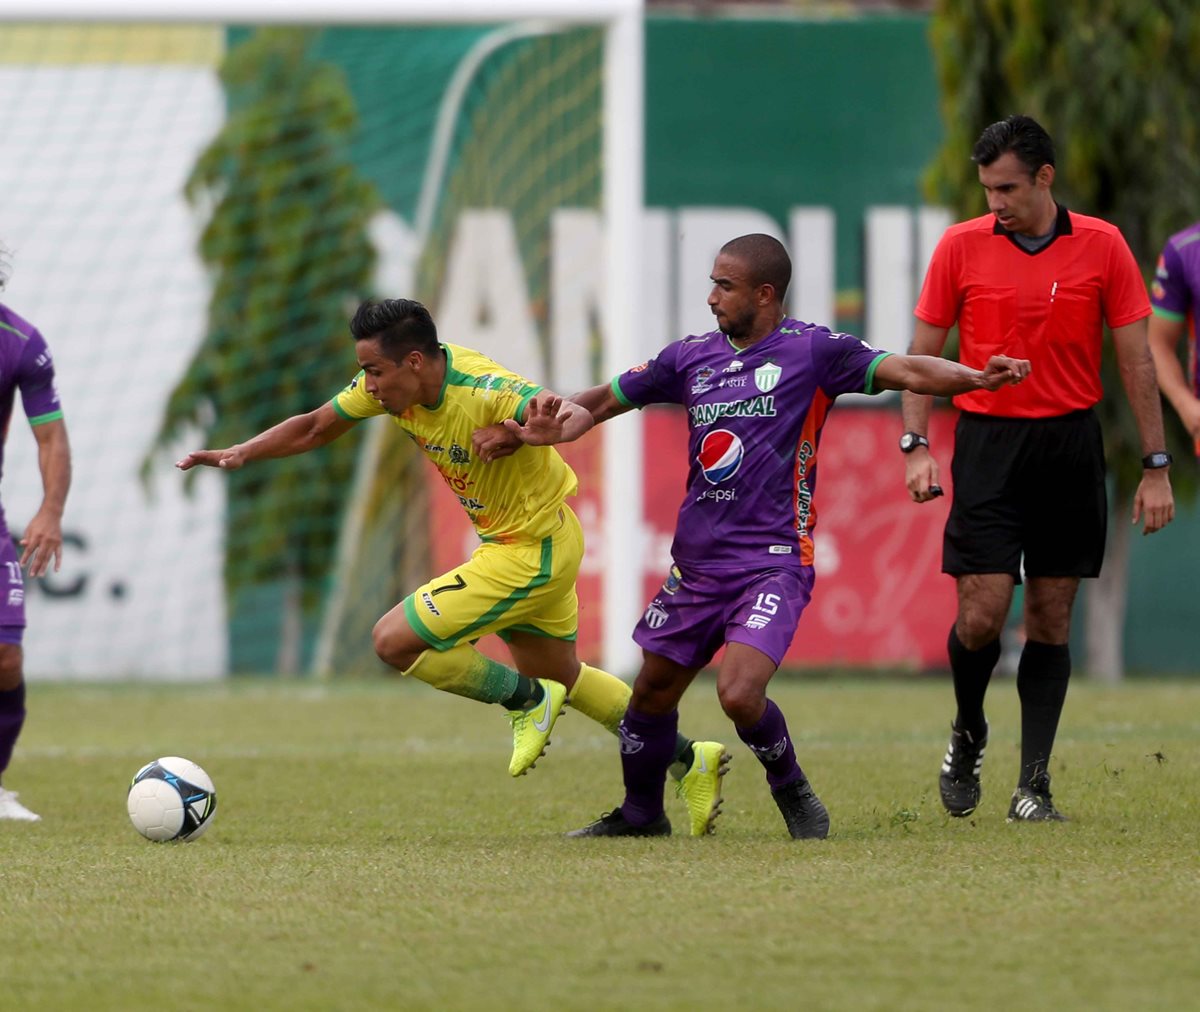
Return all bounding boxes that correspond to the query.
[900,433,915,451]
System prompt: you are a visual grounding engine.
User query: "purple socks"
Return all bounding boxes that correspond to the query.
[618,706,678,825]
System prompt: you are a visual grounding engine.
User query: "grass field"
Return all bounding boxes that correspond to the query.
[1,675,1197,1011]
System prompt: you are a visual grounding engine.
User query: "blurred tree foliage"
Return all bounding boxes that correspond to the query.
[146,29,379,668]
[925,0,1200,504]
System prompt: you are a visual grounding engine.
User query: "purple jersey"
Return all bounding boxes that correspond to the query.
[614,318,889,572]
[0,304,64,532]
[1150,221,1200,402]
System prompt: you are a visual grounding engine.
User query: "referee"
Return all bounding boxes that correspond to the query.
[900,115,1174,822]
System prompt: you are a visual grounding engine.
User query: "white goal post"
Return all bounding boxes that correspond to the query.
[1,0,646,678]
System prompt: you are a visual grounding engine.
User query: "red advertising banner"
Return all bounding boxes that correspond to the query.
[426,408,959,671]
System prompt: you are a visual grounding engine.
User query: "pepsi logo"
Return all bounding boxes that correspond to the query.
[698,428,744,484]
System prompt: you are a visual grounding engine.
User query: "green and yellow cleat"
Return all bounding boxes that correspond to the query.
[507,679,567,776]
[674,740,730,836]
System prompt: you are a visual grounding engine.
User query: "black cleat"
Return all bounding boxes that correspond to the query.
[1007,774,1068,822]
[771,778,830,839]
[939,721,988,817]
[565,808,672,838]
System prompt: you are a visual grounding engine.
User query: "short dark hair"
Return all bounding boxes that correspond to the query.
[719,233,792,300]
[971,115,1056,177]
[349,299,439,361]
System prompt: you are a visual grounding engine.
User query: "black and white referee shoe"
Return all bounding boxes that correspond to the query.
[939,721,988,817]
[1007,774,1068,822]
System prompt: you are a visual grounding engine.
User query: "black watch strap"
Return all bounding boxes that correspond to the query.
[1142,451,1173,469]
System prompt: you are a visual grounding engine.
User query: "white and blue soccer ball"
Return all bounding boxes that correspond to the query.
[126,756,217,842]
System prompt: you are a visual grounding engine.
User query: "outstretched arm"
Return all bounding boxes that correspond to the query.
[876,351,1029,396]
[501,390,598,446]
[176,401,357,472]
[475,382,633,460]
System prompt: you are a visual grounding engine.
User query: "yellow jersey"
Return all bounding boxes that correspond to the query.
[332,343,578,543]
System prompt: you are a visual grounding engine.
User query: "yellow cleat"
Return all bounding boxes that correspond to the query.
[674,741,730,836]
[507,679,567,776]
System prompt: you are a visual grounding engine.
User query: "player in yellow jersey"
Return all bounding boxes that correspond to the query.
[177,298,728,835]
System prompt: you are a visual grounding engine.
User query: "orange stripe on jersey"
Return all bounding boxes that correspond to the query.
[793,388,832,566]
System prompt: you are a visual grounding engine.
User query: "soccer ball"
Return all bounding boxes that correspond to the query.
[126,756,217,842]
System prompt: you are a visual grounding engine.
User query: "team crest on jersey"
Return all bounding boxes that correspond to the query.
[691,367,716,394]
[698,429,744,484]
[448,443,470,464]
[754,360,782,392]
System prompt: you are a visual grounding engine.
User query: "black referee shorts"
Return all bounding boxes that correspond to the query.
[943,408,1107,581]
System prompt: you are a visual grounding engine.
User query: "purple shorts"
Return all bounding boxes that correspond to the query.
[633,563,815,670]
[0,534,26,643]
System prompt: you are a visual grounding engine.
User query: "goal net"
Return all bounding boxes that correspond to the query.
[0,4,643,679]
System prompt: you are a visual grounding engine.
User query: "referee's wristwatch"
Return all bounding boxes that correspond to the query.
[899,431,930,454]
[1142,451,1173,469]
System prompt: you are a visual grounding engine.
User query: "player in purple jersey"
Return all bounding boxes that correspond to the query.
[0,245,72,822]
[1149,220,1200,456]
[495,233,1029,838]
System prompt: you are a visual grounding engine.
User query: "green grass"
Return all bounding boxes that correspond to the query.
[2,676,1197,1011]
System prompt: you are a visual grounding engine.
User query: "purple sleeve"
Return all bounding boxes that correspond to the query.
[1151,241,1191,318]
[612,339,686,407]
[810,329,890,397]
[18,330,63,423]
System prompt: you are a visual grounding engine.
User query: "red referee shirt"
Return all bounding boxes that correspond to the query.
[914,205,1151,417]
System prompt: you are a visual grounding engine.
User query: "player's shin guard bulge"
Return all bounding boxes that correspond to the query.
[565,663,632,734]
[507,679,567,777]
[402,643,519,704]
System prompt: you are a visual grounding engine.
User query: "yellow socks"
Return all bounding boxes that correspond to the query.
[566,663,632,734]
[403,643,520,704]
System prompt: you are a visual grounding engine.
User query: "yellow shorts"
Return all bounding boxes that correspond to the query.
[402,504,583,649]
